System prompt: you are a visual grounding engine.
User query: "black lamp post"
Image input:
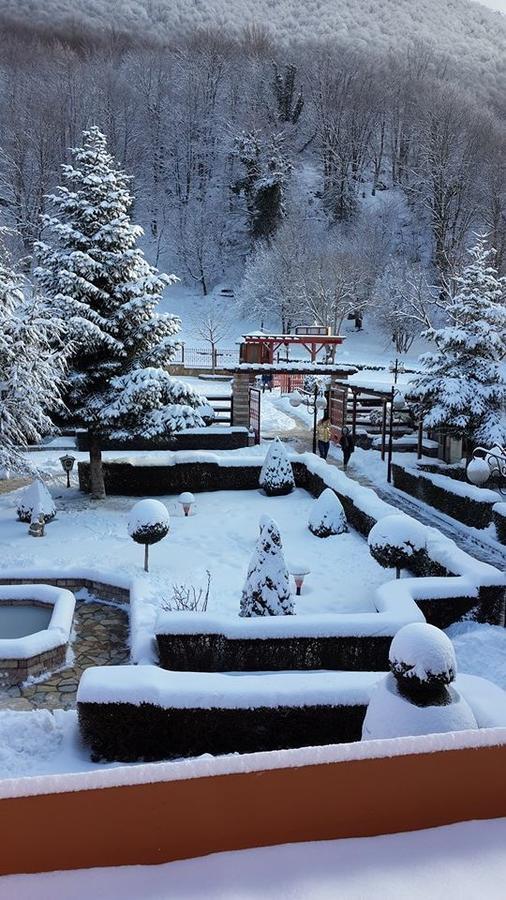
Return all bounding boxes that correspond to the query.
[59,454,76,488]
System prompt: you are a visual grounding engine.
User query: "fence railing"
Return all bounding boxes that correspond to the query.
[172,346,239,368]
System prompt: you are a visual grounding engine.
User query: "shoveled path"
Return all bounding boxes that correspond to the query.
[269,405,505,572]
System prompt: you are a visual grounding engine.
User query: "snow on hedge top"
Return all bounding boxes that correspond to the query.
[16,480,56,522]
[127,499,170,537]
[368,514,426,554]
[308,488,347,536]
[389,623,457,684]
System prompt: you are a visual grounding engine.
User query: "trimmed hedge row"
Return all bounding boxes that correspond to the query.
[493,505,506,546]
[76,429,248,453]
[78,700,367,762]
[156,633,391,673]
[392,463,496,529]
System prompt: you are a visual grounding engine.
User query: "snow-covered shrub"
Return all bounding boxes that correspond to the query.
[303,374,330,393]
[367,514,426,578]
[259,437,294,496]
[389,623,457,690]
[240,517,294,617]
[308,488,347,537]
[362,623,478,740]
[128,499,170,572]
[17,480,56,524]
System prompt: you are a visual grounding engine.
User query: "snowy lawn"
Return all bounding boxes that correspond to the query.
[0,487,388,617]
[1,818,505,899]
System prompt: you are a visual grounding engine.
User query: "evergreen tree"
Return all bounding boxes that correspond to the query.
[35,127,205,498]
[233,131,292,241]
[0,241,67,475]
[259,437,295,495]
[240,517,294,617]
[272,62,304,125]
[408,236,506,447]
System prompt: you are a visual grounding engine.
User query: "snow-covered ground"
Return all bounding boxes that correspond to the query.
[2,818,506,899]
[0,486,387,617]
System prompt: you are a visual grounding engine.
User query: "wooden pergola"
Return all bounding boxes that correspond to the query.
[240,331,345,365]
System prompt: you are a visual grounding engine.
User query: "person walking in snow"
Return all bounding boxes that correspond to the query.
[316,417,331,459]
[339,426,355,469]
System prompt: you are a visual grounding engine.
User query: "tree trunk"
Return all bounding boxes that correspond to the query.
[88,431,106,500]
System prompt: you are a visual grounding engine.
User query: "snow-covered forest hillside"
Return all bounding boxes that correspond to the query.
[0,0,504,345]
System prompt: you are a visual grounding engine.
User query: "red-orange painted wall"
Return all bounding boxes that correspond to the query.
[1,744,505,876]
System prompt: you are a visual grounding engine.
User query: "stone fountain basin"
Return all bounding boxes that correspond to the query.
[0,585,75,685]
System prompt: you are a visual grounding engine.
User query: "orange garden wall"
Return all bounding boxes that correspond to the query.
[1,737,505,876]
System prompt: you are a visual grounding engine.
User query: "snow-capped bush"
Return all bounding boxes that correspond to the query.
[308,488,347,537]
[17,480,56,524]
[389,623,457,689]
[367,514,426,578]
[240,517,294,617]
[362,623,478,740]
[259,437,294,496]
[128,499,170,572]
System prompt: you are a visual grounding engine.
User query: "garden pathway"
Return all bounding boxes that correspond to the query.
[0,598,129,711]
[269,405,505,572]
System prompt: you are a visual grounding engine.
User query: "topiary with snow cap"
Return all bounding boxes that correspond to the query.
[17,479,56,524]
[259,437,294,496]
[240,517,294,617]
[389,623,457,690]
[362,622,477,741]
[128,499,170,572]
[368,514,426,579]
[308,488,347,537]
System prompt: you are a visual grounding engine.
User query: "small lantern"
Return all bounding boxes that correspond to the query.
[59,454,76,488]
[289,390,302,408]
[290,564,310,596]
[316,395,327,411]
[179,491,195,517]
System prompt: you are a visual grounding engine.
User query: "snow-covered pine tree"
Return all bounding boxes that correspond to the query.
[408,236,506,448]
[35,127,205,498]
[239,517,294,617]
[234,131,292,241]
[259,437,295,495]
[0,240,67,475]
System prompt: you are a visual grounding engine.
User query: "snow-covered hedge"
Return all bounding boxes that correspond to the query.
[77,665,374,761]
[492,503,506,546]
[392,462,500,529]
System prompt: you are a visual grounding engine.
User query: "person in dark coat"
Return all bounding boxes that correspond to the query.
[339,426,355,469]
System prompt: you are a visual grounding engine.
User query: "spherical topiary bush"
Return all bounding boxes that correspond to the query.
[308,488,347,537]
[17,479,56,524]
[128,499,170,572]
[367,514,426,578]
[389,622,457,693]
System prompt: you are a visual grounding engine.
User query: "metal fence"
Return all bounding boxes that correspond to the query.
[172,345,239,368]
